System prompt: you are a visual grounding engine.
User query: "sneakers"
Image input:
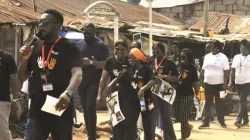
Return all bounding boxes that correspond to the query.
[241,122,249,127]
[234,122,241,128]
[198,123,210,129]
[155,127,163,138]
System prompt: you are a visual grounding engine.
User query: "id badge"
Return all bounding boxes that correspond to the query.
[42,83,53,91]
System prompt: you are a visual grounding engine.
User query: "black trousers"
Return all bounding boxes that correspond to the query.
[152,95,177,140]
[113,99,140,140]
[203,83,225,124]
[173,95,193,139]
[79,84,98,140]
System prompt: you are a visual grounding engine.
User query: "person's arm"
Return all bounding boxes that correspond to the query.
[18,45,33,82]
[93,44,109,69]
[229,68,235,85]
[138,66,156,98]
[65,67,83,93]
[199,69,204,82]
[223,56,230,90]
[164,61,178,83]
[56,44,83,111]
[98,70,109,98]
[10,74,20,99]
[7,54,20,100]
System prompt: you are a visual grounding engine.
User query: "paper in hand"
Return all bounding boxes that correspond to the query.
[41,95,66,116]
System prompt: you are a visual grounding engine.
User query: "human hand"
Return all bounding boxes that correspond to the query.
[20,45,33,60]
[55,92,71,111]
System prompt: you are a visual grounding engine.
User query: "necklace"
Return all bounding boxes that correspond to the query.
[115,56,125,63]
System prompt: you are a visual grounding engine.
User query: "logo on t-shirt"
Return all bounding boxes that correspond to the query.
[113,69,120,77]
[131,81,137,89]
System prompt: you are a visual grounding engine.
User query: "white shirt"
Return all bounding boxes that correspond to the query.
[202,52,230,85]
[231,54,250,84]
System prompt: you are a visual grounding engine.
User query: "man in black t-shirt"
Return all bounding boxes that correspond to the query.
[0,49,19,140]
[77,23,109,140]
[18,9,83,140]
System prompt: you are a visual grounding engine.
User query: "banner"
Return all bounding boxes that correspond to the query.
[106,91,125,127]
[194,99,206,120]
[151,79,176,105]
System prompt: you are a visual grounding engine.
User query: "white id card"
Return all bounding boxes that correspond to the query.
[43,83,53,91]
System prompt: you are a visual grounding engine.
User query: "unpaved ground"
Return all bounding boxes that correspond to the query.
[14,112,250,140]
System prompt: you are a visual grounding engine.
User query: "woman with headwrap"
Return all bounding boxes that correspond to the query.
[107,48,156,140]
[151,42,178,140]
[173,48,199,140]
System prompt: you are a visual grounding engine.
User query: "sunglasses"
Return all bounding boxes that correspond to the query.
[180,56,186,59]
[38,21,60,26]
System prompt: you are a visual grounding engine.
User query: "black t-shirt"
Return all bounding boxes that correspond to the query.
[78,37,109,86]
[28,37,83,119]
[0,50,17,102]
[176,63,198,96]
[152,58,179,88]
[104,56,132,95]
[128,64,155,106]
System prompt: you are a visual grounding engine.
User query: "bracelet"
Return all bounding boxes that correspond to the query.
[65,91,72,98]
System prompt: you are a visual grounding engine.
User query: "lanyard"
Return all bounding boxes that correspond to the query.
[41,36,61,70]
[240,55,248,69]
[154,56,165,71]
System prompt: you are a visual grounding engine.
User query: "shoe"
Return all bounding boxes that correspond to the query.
[186,124,193,138]
[241,122,249,127]
[155,127,163,138]
[198,123,210,129]
[234,122,241,128]
[220,123,227,128]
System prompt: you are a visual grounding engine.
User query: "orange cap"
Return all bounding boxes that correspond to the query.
[130,48,147,62]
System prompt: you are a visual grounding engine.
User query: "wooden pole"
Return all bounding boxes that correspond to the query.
[149,0,153,56]
[204,0,209,37]
[32,0,37,12]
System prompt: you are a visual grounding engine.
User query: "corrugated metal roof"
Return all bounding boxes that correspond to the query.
[189,12,250,34]
[0,0,181,27]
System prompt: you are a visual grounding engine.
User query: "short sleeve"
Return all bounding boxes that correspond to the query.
[231,55,237,68]
[7,54,17,74]
[190,65,199,83]
[100,43,109,61]
[202,55,207,70]
[104,57,111,72]
[169,61,178,76]
[69,44,83,69]
[147,65,156,81]
[223,55,230,70]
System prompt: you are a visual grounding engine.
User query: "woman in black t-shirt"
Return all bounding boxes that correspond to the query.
[173,48,199,140]
[127,48,156,140]
[98,40,134,140]
[151,43,178,140]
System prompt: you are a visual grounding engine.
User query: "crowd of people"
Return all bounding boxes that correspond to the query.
[0,9,249,140]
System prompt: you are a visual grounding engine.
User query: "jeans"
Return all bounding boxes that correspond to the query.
[24,117,72,140]
[203,83,225,125]
[152,95,177,140]
[236,83,250,124]
[0,101,12,140]
[78,84,98,140]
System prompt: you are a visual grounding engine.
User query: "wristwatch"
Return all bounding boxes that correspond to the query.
[65,91,73,98]
[90,60,94,65]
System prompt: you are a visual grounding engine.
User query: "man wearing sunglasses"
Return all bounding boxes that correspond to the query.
[77,23,109,140]
[19,9,83,140]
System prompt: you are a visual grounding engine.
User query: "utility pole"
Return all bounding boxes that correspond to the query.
[148,0,153,56]
[204,0,209,37]
[32,0,37,12]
